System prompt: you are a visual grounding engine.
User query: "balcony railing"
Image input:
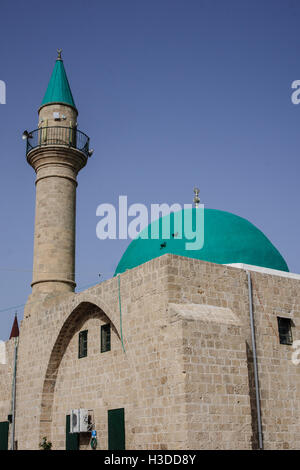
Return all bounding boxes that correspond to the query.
[25,126,90,158]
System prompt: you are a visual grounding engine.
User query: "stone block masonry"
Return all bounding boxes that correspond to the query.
[0,254,299,449]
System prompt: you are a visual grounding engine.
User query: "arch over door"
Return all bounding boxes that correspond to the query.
[39,300,121,443]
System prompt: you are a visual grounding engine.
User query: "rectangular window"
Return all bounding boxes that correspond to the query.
[277,317,293,345]
[101,324,111,353]
[78,330,88,358]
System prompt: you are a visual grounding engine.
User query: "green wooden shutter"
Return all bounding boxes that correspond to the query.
[101,324,111,353]
[0,421,9,450]
[78,330,88,358]
[65,415,79,450]
[108,408,125,450]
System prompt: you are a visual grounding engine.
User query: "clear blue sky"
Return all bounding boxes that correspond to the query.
[0,0,300,339]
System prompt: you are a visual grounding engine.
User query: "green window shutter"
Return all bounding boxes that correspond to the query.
[101,324,111,353]
[108,408,125,450]
[0,421,9,450]
[65,415,79,450]
[78,330,88,358]
[277,317,293,345]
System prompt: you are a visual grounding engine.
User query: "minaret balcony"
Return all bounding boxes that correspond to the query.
[25,126,91,158]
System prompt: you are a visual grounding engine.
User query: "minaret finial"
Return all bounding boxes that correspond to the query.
[57,49,62,61]
[193,187,200,208]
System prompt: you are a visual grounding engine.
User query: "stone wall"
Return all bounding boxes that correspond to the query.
[168,303,252,449]
[164,255,300,450]
[1,254,299,449]
[0,338,14,422]
[14,256,189,449]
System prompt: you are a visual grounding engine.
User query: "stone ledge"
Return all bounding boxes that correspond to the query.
[168,303,241,325]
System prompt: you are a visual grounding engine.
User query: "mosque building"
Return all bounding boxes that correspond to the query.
[0,52,299,450]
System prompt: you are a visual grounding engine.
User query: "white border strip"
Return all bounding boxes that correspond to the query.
[226,263,300,280]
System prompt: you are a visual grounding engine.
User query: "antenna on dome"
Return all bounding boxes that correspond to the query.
[193,187,200,208]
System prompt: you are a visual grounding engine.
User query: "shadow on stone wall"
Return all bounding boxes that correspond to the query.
[39,301,119,442]
[246,341,262,450]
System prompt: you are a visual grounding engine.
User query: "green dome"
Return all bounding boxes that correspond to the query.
[115,208,289,275]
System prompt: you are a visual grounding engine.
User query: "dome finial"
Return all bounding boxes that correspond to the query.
[193,187,200,208]
[57,48,62,61]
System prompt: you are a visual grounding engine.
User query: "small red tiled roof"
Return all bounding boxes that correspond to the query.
[9,315,19,339]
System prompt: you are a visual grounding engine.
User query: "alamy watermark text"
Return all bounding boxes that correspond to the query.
[96,197,204,250]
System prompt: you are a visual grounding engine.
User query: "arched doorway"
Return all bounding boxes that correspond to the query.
[39,300,122,447]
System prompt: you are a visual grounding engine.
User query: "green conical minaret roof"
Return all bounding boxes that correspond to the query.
[41,50,76,109]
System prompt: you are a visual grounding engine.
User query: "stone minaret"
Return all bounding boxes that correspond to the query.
[26,51,91,294]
